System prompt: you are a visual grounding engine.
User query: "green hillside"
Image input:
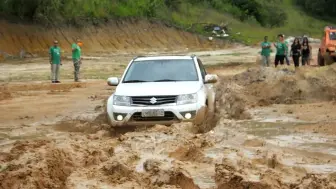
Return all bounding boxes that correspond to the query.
[0,0,334,44]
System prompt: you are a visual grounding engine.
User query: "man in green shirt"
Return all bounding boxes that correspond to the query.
[49,40,62,83]
[283,34,290,65]
[72,38,82,82]
[273,34,286,67]
[261,36,271,67]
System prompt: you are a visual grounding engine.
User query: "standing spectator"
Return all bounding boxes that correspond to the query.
[302,37,312,65]
[72,38,82,82]
[49,40,62,83]
[301,41,310,66]
[273,34,286,67]
[283,34,290,65]
[260,36,271,67]
[290,38,301,68]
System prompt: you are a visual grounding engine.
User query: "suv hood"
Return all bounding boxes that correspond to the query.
[115,81,201,96]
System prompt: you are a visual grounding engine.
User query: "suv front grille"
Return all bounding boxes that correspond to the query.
[131,95,177,106]
[130,111,177,121]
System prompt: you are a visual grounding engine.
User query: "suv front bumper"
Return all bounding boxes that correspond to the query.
[107,103,206,126]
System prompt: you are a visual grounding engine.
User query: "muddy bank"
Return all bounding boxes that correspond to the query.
[0,19,228,60]
[217,65,336,111]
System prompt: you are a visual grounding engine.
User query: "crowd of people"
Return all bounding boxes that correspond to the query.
[260,34,312,68]
[49,39,82,83]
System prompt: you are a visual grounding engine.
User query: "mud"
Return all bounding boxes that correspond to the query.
[1,42,336,189]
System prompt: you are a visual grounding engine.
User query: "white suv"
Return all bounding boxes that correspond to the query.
[106,55,218,127]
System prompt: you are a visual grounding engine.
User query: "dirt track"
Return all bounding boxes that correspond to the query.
[1,32,336,188]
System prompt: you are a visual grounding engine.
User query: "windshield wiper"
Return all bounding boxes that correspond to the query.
[153,79,179,82]
[123,80,147,83]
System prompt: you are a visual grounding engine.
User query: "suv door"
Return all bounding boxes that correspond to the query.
[197,58,216,113]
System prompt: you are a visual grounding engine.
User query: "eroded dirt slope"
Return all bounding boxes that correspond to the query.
[0,19,228,59]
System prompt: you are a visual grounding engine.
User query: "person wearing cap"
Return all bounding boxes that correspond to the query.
[72,38,82,82]
[49,40,62,83]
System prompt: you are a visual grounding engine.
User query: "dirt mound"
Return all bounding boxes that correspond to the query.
[217,65,336,111]
[143,159,201,189]
[215,158,336,189]
[169,145,206,162]
[0,19,228,58]
[216,81,251,120]
[294,174,336,189]
[102,161,135,184]
[0,140,75,189]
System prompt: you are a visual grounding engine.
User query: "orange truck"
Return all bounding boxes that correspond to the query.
[318,26,336,66]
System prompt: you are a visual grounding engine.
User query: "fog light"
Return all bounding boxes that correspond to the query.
[117,115,123,121]
[185,113,192,119]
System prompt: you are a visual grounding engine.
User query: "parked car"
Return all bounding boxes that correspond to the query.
[106,55,218,127]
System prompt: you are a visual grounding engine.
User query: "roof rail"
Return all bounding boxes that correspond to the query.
[133,55,146,60]
[190,54,197,58]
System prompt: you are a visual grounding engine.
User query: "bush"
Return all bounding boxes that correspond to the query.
[0,0,288,28]
[295,0,336,19]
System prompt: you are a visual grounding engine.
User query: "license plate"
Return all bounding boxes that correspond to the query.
[141,109,164,117]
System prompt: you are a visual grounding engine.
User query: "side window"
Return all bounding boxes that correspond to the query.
[197,58,207,80]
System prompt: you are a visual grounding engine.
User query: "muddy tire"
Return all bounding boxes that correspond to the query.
[196,100,218,134]
[107,113,113,126]
[324,53,334,66]
[318,51,325,66]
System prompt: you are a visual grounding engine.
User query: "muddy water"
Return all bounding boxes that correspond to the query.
[1,58,336,188]
[113,124,219,188]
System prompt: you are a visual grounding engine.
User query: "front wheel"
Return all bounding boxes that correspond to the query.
[195,100,218,133]
[324,53,334,66]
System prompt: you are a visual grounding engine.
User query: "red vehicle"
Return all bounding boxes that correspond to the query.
[318,26,336,66]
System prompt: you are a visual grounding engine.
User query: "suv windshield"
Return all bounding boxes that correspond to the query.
[123,59,199,83]
[329,32,336,40]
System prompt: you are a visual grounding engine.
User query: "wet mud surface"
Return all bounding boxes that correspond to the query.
[1,52,336,189]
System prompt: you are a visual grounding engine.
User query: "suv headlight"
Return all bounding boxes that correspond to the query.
[113,95,131,106]
[177,93,197,105]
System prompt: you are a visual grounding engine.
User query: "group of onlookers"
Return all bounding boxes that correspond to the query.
[260,34,312,68]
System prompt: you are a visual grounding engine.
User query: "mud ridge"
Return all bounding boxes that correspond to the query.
[0,19,228,59]
[217,65,336,109]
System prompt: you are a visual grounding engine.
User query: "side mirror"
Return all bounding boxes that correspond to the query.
[107,77,119,86]
[204,74,218,84]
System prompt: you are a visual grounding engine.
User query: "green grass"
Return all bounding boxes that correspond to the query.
[166,0,332,44]
[0,0,334,45]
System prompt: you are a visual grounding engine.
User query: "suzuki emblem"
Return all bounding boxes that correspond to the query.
[150,97,157,104]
